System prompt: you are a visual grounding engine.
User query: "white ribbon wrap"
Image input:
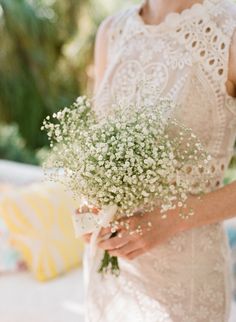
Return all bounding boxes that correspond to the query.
[72,204,118,259]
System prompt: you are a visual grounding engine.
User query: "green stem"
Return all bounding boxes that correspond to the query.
[97,232,120,276]
[98,250,110,274]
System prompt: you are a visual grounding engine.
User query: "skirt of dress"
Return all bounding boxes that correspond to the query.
[83,222,232,322]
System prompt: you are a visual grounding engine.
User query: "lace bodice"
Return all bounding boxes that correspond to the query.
[94,0,236,192]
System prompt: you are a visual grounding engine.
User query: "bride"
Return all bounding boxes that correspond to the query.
[82,0,236,321]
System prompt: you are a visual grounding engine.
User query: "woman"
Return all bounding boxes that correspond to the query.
[83,0,236,321]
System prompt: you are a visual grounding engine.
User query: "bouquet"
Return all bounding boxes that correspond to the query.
[42,93,211,275]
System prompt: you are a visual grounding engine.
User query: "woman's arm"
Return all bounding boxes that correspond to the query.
[186,30,236,229]
[93,16,114,92]
[181,180,236,231]
[227,30,236,97]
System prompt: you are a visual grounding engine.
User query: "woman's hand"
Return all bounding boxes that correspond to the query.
[97,205,187,261]
[82,233,92,244]
[79,177,236,259]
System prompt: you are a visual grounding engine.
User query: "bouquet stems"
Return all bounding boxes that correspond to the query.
[98,232,120,276]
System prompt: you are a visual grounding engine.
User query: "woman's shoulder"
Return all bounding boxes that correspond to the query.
[212,0,236,24]
[97,6,138,41]
[94,6,137,87]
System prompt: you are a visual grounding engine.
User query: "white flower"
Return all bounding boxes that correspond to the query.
[42,92,211,220]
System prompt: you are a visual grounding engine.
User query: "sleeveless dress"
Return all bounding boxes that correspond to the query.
[84,1,236,321]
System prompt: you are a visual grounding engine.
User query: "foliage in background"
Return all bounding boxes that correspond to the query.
[0,123,39,164]
[0,0,136,153]
[0,0,86,150]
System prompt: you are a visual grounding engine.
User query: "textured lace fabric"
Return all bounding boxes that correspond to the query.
[85,1,236,321]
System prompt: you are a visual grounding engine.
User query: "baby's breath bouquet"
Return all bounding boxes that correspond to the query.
[42,94,211,275]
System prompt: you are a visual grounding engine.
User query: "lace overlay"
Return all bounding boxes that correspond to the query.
[85,1,236,321]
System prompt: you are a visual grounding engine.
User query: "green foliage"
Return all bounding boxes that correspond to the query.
[224,167,236,184]
[0,123,39,164]
[0,0,86,149]
[0,0,136,154]
[0,0,136,149]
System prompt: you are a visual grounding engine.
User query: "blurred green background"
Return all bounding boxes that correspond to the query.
[0,0,235,175]
[0,0,137,164]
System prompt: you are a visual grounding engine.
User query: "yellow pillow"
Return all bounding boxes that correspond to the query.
[0,182,84,281]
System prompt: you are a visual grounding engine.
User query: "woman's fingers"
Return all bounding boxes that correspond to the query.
[108,241,140,258]
[82,233,92,243]
[124,249,145,260]
[82,224,123,245]
[99,226,112,237]
[98,213,141,238]
[82,212,143,246]
[75,208,81,215]
[99,225,125,239]
[98,233,130,251]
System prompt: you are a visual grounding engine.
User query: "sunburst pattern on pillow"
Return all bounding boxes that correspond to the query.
[0,182,84,281]
[0,184,26,273]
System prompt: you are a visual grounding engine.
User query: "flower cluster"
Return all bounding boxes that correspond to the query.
[41,96,96,188]
[42,97,210,218]
[42,94,211,274]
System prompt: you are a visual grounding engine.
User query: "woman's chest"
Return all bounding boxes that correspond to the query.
[96,32,236,157]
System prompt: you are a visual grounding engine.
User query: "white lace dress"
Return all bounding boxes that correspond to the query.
[84,1,236,321]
